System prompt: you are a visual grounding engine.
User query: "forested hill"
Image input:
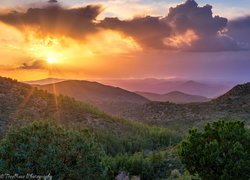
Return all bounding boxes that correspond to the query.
[122,82,250,130]
[0,77,181,155]
[35,80,149,114]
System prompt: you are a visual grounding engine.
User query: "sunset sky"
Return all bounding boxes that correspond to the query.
[0,0,249,82]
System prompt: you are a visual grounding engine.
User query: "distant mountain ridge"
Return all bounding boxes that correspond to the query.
[136,91,209,103]
[25,78,65,85]
[35,80,149,114]
[26,78,232,98]
[100,79,232,98]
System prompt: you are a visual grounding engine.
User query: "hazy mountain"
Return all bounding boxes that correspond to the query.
[25,78,65,85]
[35,80,149,114]
[5,76,249,133]
[136,91,209,103]
[174,80,230,98]
[99,79,232,98]
[122,82,250,131]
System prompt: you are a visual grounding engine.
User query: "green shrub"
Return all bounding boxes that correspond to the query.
[178,120,250,180]
[0,121,106,179]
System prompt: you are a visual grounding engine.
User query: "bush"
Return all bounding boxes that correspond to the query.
[0,121,106,179]
[178,120,250,180]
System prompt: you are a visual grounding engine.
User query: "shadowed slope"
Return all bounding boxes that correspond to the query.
[35,80,149,114]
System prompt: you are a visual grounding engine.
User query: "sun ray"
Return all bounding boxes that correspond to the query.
[17,88,34,115]
[47,62,62,122]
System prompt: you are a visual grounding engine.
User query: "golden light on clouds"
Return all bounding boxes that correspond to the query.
[164,30,199,49]
[12,28,141,63]
[0,21,142,80]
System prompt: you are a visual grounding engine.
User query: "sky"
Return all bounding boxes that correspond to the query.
[0,0,250,82]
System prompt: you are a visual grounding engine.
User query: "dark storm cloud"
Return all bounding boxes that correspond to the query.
[227,16,250,49]
[0,0,247,51]
[0,4,102,39]
[165,0,227,35]
[48,0,58,3]
[188,35,240,52]
[163,0,241,51]
[19,60,47,70]
[100,0,242,51]
[101,16,172,49]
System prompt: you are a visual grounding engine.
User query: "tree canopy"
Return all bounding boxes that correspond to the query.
[0,121,106,179]
[178,120,250,180]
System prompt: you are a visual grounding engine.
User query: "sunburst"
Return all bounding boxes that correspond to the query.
[46,56,57,64]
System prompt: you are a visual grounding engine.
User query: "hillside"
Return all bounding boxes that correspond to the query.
[35,80,149,114]
[0,77,182,152]
[122,83,250,131]
[136,91,209,103]
[215,82,250,100]
[0,77,145,135]
[0,77,184,178]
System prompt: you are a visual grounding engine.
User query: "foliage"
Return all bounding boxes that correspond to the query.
[92,125,182,156]
[178,120,250,180]
[0,121,106,180]
[0,77,184,179]
[104,149,184,180]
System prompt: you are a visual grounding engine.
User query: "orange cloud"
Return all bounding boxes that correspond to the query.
[164,30,199,49]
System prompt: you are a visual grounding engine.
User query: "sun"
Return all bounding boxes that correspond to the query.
[46,56,57,64]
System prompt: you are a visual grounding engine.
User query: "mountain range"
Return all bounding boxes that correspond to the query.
[26,78,232,98]
[0,77,177,141]
[99,79,232,98]
[122,83,250,131]
[2,76,250,133]
[34,80,149,114]
[136,91,209,103]
[25,78,233,107]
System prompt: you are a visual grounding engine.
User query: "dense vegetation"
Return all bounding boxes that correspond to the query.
[0,77,183,179]
[0,121,106,179]
[104,149,184,179]
[178,121,250,180]
[0,121,184,179]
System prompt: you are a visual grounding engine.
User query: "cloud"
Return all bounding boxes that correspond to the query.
[163,0,240,51]
[101,16,171,49]
[48,0,58,3]
[165,0,227,35]
[0,4,102,39]
[101,0,243,51]
[19,60,47,70]
[227,16,250,49]
[0,0,247,52]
